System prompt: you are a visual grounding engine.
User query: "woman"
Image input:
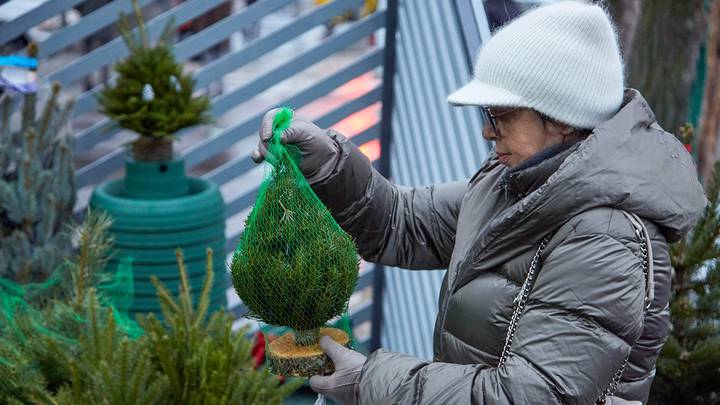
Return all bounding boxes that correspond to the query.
[252,2,706,404]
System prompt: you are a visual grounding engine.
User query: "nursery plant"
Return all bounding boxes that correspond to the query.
[0,212,300,403]
[97,0,211,161]
[231,108,359,377]
[0,44,75,282]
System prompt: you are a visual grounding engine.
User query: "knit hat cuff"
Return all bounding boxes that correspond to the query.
[446,79,525,108]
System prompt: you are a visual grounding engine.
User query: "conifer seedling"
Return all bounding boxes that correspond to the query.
[231,108,359,377]
[97,0,211,161]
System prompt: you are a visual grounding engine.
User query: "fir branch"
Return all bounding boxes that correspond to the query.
[158,17,176,46]
[118,12,138,52]
[70,210,114,309]
[131,0,148,48]
[99,2,211,141]
[140,249,301,403]
[193,247,214,330]
[36,82,60,148]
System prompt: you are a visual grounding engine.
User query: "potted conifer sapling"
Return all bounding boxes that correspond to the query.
[91,0,227,317]
[97,0,211,162]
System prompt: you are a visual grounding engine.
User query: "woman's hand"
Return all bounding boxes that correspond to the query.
[309,336,366,405]
[252,108,341,185]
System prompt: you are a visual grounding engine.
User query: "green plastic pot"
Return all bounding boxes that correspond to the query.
[130,287,227,311]
[90,157,228,315]
[132,271,229,296]
[106,256,227,280]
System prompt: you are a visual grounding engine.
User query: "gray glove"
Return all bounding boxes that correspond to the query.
[309,336,367,405]
[252,108,341,185]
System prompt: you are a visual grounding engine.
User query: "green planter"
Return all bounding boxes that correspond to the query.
[90,157,227,315]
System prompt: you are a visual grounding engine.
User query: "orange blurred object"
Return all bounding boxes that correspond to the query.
[335,103,380,137]
[359,138,381,161]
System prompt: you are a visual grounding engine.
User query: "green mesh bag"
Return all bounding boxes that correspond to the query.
[0,211,143,403]
[231,108,359,377]
[0,260,142,403]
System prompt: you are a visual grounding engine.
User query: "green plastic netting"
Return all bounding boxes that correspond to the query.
[0,258,142,401]
[230,108,359,374]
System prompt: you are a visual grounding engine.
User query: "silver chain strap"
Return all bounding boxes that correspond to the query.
[596,357,630,405]
[498,234,551,366]
[497,213,652,405]
[597,214,651,404]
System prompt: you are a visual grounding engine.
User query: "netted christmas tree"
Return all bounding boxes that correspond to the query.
[231,108,359,377]
[97,0,211,162]
[0,45,76,283]
[650,124,720,405]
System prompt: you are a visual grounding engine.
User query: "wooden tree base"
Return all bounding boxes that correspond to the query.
[267,327,350,377]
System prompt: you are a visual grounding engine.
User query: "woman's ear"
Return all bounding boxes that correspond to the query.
[558,124,575,136]
[545,120,575,137]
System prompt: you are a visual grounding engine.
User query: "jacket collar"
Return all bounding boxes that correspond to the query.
[499,141,581,199]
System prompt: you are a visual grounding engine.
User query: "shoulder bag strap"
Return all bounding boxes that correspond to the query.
[497,212,653,404]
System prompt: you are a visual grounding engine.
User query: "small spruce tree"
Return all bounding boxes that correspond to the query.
[0,44,76,283]
[0,215,300,403]
[97,0,211,161]
[231,109,359,376]
[138,249,302,404]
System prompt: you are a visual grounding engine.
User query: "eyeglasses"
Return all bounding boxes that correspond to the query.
[480,107,518,138]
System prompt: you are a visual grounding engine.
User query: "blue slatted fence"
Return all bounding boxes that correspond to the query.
[2,0,389,347]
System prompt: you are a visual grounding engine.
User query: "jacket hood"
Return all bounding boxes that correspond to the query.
[470,89,706,271]
[554,88,707,241]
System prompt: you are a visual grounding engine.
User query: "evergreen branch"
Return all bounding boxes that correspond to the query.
[149,276,182,317]
[20,92,35,136]
[193,248,214,330]
[36,82,60,149]
[118,12,138,52]
[158,17,176,46]
[175,249,194,328]
[131,0,148,48]
[1,95,12,143]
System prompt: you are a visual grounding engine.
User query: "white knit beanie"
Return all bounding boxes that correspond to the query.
[447,1,624,129]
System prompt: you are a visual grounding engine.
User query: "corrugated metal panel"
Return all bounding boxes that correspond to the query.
[381,0,490,359]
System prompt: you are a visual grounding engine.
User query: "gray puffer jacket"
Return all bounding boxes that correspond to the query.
[311,89,706,404]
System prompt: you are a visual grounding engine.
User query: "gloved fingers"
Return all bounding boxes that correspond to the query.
[260,108,281,142]
[319,335,350,363]
[257,109,282,164]
[282,119,321,145]
[251,148,263,164]
[252,138,270,163]
[309,374,334,393]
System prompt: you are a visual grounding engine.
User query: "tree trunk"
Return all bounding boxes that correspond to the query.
[698,0,720,183]
[267,327,350,377]
[606,0,644,57]
[607,0,707,133]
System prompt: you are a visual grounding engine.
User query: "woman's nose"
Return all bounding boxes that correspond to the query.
[482,123,496,141]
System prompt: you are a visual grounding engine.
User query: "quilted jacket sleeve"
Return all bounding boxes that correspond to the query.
[311,131,465,270]
[356,210,647,404]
